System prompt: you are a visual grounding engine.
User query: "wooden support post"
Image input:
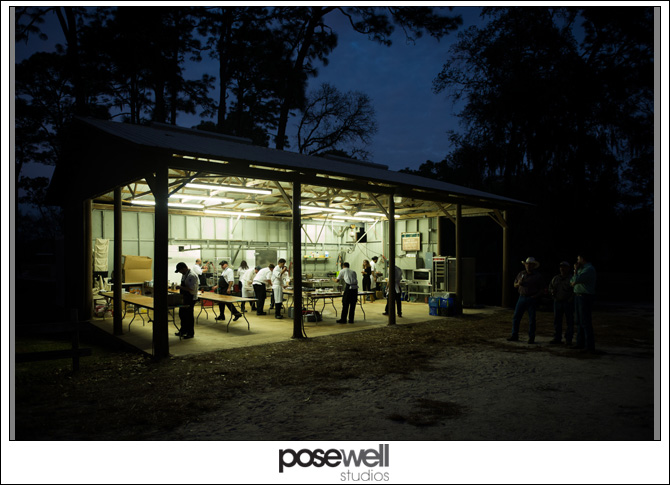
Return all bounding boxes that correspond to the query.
[84,199,93,321]
[152,168,170,359]
[113,187,123,336]
[455,204,462,305]
[388,194,396,326]
[292,181,305,338]
[502,210,511,308]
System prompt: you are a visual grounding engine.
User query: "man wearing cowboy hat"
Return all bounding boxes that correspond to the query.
[508,257,545,344]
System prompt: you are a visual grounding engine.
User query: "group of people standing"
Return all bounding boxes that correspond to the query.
[334,256,404,324]
[508,254,598,352]
[235,259,290,320]
[173,253,407,338]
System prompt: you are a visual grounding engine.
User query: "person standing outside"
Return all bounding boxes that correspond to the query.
[174,262,198,339]
[240,264,257,313]
[549,261,575,345]
[383,265,404,317]
[253,264,274,315]
[272,259,289,319]
[571,253,597,352]
[507,257,544,344]
[335,262,359,324]
[212,261,241,322]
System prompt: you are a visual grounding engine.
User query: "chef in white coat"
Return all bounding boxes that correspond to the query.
[271,258,289,319]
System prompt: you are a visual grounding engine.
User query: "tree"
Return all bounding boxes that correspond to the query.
[424,6,654,268]
[15,52,74,182]
[297,83,377,159]
[271,6,462,150]
[16,6,95,115]
[102,7,214,125]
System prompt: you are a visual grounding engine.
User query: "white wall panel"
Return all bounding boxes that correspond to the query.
[202,217,216,239]
[138,212,154,239]
[170,214,186,239]
[185,215,201,239]
[122,212,138,239]
[215,217,227,239]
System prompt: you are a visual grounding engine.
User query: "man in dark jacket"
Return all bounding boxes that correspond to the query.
[508,257,545,344]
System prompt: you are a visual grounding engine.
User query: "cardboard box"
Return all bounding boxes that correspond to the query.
[123,255,152,283]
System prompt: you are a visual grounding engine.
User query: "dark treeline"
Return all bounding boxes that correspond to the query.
[403,7,655,301]
[15,5,460,205]
[15,6,655,302]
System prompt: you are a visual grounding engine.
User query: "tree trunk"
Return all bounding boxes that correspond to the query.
[274,7,334,150]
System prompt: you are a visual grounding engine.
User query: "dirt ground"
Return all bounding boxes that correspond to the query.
[14,302,656,441]
[146,317,655,441]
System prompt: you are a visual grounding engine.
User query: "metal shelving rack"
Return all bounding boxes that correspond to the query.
[406,268,432,301]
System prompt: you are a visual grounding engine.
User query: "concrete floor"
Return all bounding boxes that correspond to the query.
[91,297,497,357]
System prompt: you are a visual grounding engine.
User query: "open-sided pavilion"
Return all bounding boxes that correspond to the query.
[49,117,528,358]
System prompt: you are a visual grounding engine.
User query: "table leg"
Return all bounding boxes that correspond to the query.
[169,307,182,339]
[358,295,366,320]
[128,308,138,332]
[196,300,209,324]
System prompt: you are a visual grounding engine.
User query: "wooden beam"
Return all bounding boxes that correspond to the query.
[368,193,390,219]
[148,168,170,359]
[455,204,462,306]
[84,199,93,320]
[113,187,123,336]
[435,202,455,224]
[388,194,396,326]
[292,181,305,338]
[501,209,511,308]
[274,180,292,207]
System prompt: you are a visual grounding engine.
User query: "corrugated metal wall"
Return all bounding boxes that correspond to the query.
[91,209,440,280]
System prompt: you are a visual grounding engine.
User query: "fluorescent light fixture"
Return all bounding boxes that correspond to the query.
[204,210,261,217]
[332,215,375,222]
[168,202,204,209]
[186,183,271,195]
[299,205,346,213]
[355,212,400,219]
[169,194,234,203]
[129,200,204,209]
[172,154,228,164]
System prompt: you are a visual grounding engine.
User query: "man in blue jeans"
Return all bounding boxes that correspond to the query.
[571,253,597,352]
[508,257,545,344]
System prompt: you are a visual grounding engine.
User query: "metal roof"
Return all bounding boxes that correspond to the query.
[75,117,527,208]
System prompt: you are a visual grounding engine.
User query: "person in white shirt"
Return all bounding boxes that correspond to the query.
[212,261,241,322]
[334,262,358,324]
[240,264,257,312]
[193,259,203,276]
[252,264,274,315]
[174,262,199,339]
[371,256,382,291]
[271,259,289,319]
[383,265,403,317]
